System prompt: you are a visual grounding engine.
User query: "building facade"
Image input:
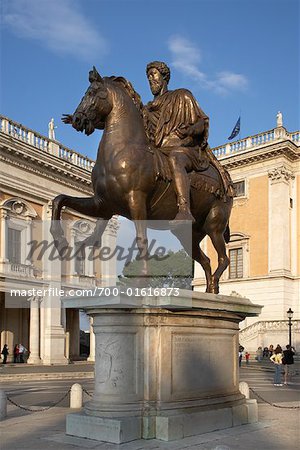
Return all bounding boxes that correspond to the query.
[194,114,300,352]
[0,115,118,364]
[1,113,299,362]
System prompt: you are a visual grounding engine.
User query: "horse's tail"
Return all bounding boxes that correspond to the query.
[224,224,230,244]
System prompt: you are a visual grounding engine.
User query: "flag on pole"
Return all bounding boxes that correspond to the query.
[228,117,241,140]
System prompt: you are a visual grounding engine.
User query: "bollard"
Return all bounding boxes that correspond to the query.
[239,381,250,399]
[70,383,83,409]
[0,390,7,420]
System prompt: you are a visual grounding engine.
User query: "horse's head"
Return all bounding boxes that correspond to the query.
[72,67,112,135]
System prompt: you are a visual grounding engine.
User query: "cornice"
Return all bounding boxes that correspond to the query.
[0,132,92,185]
[220,141,299,170]
[0,145,93,193]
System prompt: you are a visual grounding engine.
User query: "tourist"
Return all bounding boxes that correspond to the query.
[238,345,244,367]
[13,344,19,363]
[18,343,27,363]
[282,345,295,385]
[245,352,250,365]
[269,344,274,356]
[1,344,9,364]
[255,346,263,362]
[270,345,283,386]
[263,347,269,358]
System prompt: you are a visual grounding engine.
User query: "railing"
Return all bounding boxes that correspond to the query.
[0,115,94,172]
[0,261,39,278]
[63,274,97,287]
[1,114,299,165]
[240,320,300,341]
[213,127,300,158]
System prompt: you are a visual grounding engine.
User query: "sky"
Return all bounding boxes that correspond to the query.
[1,0,299,160]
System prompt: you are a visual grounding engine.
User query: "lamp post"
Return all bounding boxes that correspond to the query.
[287,308,294,347]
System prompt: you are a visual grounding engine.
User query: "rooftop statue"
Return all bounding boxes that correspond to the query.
[48,117,56,140]
[51,64,234,293]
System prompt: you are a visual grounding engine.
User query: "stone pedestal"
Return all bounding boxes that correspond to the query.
[65,291,262,444]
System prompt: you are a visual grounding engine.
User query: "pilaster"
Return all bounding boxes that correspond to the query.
[100,217,119,286]
[268,166,294,275]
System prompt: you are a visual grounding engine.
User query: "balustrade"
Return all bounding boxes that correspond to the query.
[240,320,300,340]
[0,262,37,278]
[0,115,94,172]
[1,115,298,168]
[213,126,299,158]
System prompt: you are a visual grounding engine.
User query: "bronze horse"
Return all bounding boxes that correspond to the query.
[50,67,233,293]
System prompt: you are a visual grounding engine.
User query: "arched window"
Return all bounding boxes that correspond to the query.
[0,198,37,276]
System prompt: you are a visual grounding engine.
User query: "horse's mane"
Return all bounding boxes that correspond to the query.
[106,76,143,112]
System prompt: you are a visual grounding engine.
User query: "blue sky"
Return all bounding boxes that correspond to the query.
[1,0,299,159]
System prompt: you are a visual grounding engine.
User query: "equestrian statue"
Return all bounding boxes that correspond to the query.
[50,62,234,294]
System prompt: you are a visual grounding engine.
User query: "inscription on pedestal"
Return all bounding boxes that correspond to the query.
[171,333,234,396]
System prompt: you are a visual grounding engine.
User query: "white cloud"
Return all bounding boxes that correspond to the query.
[168,36,206,83]
[216,71,248,90]
[3,0,108,62]
[168,36,248,95]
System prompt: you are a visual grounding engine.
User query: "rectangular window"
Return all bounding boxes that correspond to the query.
[8,228,21,264]
[229,248,243,279]
[233,180,245,197]
[75,242,85,275]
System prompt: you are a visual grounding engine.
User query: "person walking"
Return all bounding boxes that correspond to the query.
[238,345,244,367]
[255,346,263,362]
[13,344,19,363]
[282,345,295,385]
[245,352,250,365]
[1,344,9,364]
[270,345,283,386]
[18,343,27,363]
[263,347,269,358]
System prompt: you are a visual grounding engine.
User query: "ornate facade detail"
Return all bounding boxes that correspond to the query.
[1,198,37,218]
[268,166,295,182]
[73,220,95,235]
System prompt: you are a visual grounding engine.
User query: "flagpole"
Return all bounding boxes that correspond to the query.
[238,109,241,140]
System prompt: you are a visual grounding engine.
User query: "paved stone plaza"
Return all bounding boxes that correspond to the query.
[1,361,299,449]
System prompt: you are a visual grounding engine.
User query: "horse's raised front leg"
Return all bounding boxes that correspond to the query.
[50,194,108,251]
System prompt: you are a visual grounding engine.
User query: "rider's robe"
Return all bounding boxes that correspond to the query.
[143,89,234,196]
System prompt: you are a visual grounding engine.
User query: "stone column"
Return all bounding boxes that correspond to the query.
[100,217,119,286]
[41,205,68,365]
[268,166,295,274]
[68,309,80,359]
[69,229,76,276]
[87,316,95,362]
[0,209,8,264]
[27,297,41,364]
[25,217,32,264]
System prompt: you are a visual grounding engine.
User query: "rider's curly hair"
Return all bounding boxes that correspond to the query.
[146,61,170,83]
